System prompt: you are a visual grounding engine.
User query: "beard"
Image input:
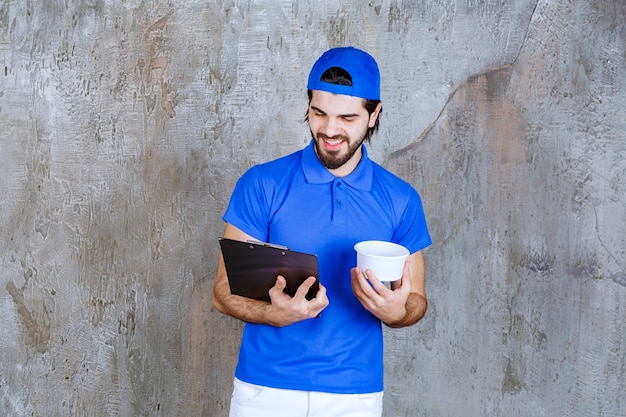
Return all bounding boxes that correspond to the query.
[312,128,368,170]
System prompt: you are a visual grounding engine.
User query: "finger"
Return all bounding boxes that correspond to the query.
[364,268,390,294]
[353,269,385,312]
[274,275,287,290]
[313,282,328,301]
[396,262,412,293]
[354,268,381,298]
[350,268,364,295]
[294,276,317,299]
[312,284,329,310]
[268,276,290,304]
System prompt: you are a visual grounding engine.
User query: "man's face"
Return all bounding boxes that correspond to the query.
[308,90,381,177]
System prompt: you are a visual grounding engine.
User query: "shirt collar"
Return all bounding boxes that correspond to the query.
[301,140,373,191]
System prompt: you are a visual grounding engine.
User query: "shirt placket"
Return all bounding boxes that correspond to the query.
[331,179,347,225]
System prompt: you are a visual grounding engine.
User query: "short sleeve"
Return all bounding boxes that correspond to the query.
[223,166,271,242]
[392,186,432,254]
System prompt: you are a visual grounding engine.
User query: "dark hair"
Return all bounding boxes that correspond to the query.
[305,67,381,142]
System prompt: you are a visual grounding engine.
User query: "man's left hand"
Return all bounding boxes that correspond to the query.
[350,261,411,324]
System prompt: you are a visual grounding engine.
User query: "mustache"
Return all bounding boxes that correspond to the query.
[317,133,348,142]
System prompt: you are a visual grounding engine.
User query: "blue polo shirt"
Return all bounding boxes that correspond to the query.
[223,140,431,394]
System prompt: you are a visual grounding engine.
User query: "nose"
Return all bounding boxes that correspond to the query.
[320,117,342,138]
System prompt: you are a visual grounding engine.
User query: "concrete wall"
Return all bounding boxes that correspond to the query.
[1,1,624,416]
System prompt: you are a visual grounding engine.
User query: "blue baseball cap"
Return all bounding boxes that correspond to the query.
[307,46,381,101]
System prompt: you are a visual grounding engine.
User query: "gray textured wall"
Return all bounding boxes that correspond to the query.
[1,1,624,416]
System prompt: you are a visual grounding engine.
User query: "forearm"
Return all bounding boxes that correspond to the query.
[213,258,327,327]
[212,272,280,326]
[212,223,281,325]
[384,292,427,328]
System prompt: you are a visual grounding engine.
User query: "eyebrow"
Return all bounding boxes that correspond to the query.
[310,105,360,119]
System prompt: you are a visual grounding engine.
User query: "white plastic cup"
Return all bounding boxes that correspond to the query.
[354,240,410,281]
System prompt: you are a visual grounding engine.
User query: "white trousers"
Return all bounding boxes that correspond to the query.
[229,378,383,417]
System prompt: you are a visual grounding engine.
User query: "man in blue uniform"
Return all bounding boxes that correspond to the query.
[213,46,431,417]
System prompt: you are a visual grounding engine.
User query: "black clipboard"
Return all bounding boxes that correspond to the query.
[219,238,319,302]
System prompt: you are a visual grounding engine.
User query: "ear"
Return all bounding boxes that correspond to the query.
[368,102,383,127]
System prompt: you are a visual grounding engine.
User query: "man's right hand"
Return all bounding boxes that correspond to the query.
[213,222,329,327]
[267,275,328,327]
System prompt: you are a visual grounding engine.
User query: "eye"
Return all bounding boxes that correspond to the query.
[310,107,325,117]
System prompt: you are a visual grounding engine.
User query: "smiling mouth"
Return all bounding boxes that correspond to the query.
[319,135,346,151]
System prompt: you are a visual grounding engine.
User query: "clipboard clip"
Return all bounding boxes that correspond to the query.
[246,240,290,251]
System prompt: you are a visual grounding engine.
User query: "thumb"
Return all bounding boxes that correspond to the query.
[396,261,412,293]
[274,275,287,290]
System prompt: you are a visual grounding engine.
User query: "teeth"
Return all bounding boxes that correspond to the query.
[325,139,342,145]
